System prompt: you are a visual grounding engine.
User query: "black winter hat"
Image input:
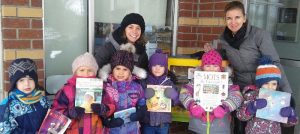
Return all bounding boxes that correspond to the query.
[111,50,134,72]
[8,58,38,90]
[121,13,145,34]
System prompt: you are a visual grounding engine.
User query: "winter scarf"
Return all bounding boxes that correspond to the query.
[11,89,42,105]
[223,22,247,49]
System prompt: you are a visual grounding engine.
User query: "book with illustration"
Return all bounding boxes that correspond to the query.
[146,85,172,112]
[194,71,229,112]
[75,78,103,113]
[256,88,291,123]
[114,107,136,124]
[38,109,71,134]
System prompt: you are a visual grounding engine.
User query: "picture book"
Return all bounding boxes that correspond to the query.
[38,109,71,134]
[194,71,229,112]
[114,107,136,124]
[146,85,172,112]
[256,88,291,123]
[75,78,103,113]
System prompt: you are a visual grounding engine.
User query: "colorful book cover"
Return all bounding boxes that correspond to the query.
[256,88,291,123]
[146,85,172,112]
[194,71,229,112]
[38,109,71,134]
[114,107,136,124]
[75,78,103,113]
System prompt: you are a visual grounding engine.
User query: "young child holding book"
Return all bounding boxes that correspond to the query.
[179,49,243,134]
[142,49,178,134]
[99,43,146,134]
[236,56,298,134]
[0,58,50,133]
[51,52,112,134]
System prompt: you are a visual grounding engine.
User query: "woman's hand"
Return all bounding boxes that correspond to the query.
[203,43,213,52]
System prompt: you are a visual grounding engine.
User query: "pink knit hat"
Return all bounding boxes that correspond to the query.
[201,49,222,69]
[72,52,99,74]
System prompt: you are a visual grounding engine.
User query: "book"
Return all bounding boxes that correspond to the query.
[75,78,103,113]
[114,107,136,124]
[146,85,172,112]
[256,88,291,123]
[194,71,229,112]
[38,109,71,134]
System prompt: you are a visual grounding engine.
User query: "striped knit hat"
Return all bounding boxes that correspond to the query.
[255,55,281,88]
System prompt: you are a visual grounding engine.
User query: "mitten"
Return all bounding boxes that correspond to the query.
[280,106,298,123]
[247,98,267,115]
[69,107,85,119]
[188,102,205,118]
[103,117,124,128]
[213,105,229,118]
[145,88,155,99]
[164,87,178,100]
[130,98,147,121]
[91,103,109,116]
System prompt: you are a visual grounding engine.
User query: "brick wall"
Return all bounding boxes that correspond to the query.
[1,0,44,95]
[177,0,233,53]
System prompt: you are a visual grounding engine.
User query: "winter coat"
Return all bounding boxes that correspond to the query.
[94,30,148,70]
[51,75,113,134]
[102,75,145,134]
[219,23,291,93]
[236,85,298,134]
[0,89,49,134]
[144,75,179,126]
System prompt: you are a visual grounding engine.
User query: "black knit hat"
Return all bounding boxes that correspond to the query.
[110,50,134,72]
[121,13,145,34]
[8,58,38,90]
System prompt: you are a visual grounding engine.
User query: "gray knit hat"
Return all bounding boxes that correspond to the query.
[72,52,99,75]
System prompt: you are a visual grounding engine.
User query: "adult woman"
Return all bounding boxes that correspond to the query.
[94,13,148,75]
[205,1,292,93]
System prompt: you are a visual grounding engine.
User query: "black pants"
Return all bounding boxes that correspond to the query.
[233,111,246,134]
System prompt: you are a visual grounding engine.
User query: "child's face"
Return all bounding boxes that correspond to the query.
[113,65,131,81]
[16,75,35,94]
[151,65,165,77]
[203,64,221,72]
[125,24,141,43]
[75,66,95,77]
[261,80,278,91]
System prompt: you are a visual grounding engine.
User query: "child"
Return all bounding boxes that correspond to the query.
[51,52,112,134]
[236,56,298,134]
[100,43,145,134]
[142,49,178,134]
[179,49,243,134]
[0,58,50,133]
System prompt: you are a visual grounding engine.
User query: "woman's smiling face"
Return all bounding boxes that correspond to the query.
[225,8,246,34]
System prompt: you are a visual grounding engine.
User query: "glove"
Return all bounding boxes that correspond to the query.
[91,103,109,116]
[164,87,178,100]
[145,88,155,99]
[188,102,205,118]
[103,117,124,128]
[69,107,85,119]
[130,98,147,121]
[280,106,298,123]
[247,98,267,115]
[213,105,229,118]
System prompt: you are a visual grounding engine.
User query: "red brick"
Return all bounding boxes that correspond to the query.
[215,2,228,10]
[32,40,43,49]
[2,29,16,39]
[191,27,197,33]
[177,40,191,47]
[214,11,225,17]
[32,19,42,28]
[200,0,211,3]
[37,70,44,80]
[3,40,31,49]
[192,11,198,17]
[3,61,12,71]
[5,83,10,91]
[2,18,30,28]
[180,2,193,10]
[198,27,211,33]
[4,72,9,83]
[178,26,191,33]
[178,33,197,40]
[199,11,213,17]
[1,0,29,5]
[212,27,224,34]
[197,34,203,41]
[35,59,44,69]
[203,34,218,41]
[193,4,198,10]
[200,3,213,10]
[31,0,42,7]
[179,10,193,17]
[19,29,42,39]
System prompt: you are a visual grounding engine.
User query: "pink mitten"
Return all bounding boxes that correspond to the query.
[189,102,205,118]
[213,105,228,118]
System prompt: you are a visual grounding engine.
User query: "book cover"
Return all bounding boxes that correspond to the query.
[38,109,71,134]
[256,88,291,123]
[194,71,229,112]
[75,78,103,113]
[146,85,172,112]
[114,107,136,124]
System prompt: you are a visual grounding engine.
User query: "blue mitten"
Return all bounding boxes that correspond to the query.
[91,103,109,117]
[130,98,147,121]
[145,88,155,99]
[164,87,178,100]
[280,106,298,123]
[247,98,267,115]
[103,117,124,128]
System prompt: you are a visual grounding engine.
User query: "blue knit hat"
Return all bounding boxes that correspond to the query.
[8,58,38,90]
[148,49,168,75]
[255,55,281,88]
